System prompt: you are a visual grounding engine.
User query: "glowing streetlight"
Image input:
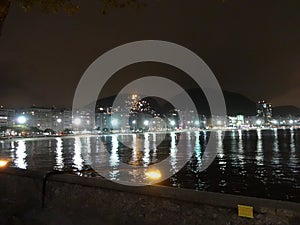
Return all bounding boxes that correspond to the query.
[111,119,118,126]
[289,119,294,125]
[73,118,81,126]
[271,119,278,125]
[57,118,62,123]
[170,120,176,126]
[17,116,27,124]
[256,119,262,126]
[194,120,200,125]
[132,120,136,124]
[217,120,222,126]
[144,120,149,126]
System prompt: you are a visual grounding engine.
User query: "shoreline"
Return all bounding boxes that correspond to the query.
[1,126,299,142]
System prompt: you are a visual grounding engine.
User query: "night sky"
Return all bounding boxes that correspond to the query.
[0,0,299,108]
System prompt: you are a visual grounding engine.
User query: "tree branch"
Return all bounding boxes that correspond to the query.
[0,0,11,36]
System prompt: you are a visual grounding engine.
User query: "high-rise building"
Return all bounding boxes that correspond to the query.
[52,109,72,131]
[15,107,73,131]
[95,107,112,131]
[256,100,272,125]
[208,115,227,128]
[0,108,15,127]
[16,107,53,130]
[228,115,245,128]
[72,109,94,131]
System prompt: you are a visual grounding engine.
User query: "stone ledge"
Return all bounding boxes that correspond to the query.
[1,167,300,215]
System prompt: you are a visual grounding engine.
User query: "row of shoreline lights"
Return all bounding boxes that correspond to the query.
[15,116,176,127]
[15,116,198,128]
[111,119,176,127]
[14,116,297,127]
[15,116,63,125]
[256,119,297,126]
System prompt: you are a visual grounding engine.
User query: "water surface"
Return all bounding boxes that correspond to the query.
[0,128,299,202]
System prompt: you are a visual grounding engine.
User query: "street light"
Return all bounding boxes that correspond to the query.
[256,119,262,126]
[57,118,62,123]
[111,119,118,126]
[144,120,149,126]
[17,116,27,124]
[170,120,175,126]
[73,118,81,126]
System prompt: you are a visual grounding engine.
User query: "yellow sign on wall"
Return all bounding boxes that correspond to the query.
[238,204,254,219]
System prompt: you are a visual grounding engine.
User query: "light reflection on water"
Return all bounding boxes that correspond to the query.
[15,140,27,169]
[55,138,63,170]
[256,129,263,166]
[0,129,300,202]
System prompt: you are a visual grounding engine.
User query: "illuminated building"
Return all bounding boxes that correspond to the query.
[16,107,53,130]
[256,100,272,126]
[15,107,73,131]
[95,107,111,131]
[228,115,245,128]
[72,109,94,131]
[0,108,15,127]
[210,115,227,128]
[52,109,72,131]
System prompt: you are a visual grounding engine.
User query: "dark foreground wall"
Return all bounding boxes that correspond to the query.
[0,168,300,225]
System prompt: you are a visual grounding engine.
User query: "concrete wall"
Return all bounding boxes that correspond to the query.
[0,168,300,225]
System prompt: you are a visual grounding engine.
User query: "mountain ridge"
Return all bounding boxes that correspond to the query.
[97,89,299,117]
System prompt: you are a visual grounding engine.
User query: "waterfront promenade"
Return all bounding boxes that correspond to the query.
[0,167,300,225]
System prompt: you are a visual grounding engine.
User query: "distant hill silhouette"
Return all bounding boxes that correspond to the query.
[273,105,300,117]
[97,88,258,116]
[172,88,257,116]
[97,89,298,117]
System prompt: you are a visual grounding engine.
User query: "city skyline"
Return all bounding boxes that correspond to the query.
[1,93,299,136]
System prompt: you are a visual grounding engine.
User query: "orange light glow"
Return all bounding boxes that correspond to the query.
[145,169,162,180]
[0,159,9,168]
